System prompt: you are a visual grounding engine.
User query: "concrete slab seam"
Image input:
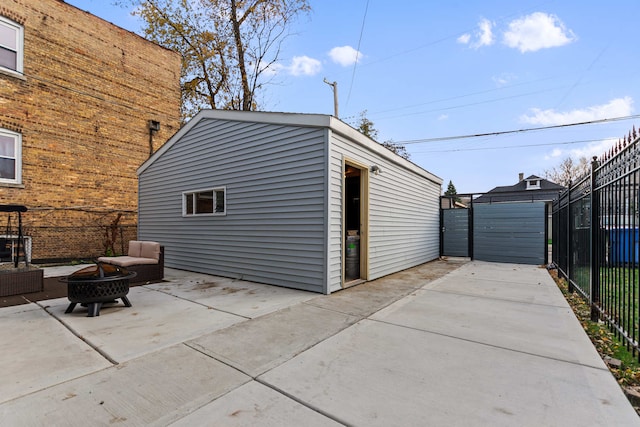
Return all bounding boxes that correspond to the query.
[419,288,571,310]
[369,318,610,372]
[140,285,252,320]
[302,289,417,318]
[184,311,361,379]
[153,364,255,425]
[254,377,350,427]
[448,275,552,287]
[35,300,119,365]
[300,300,387,319]
[182,341,256,379]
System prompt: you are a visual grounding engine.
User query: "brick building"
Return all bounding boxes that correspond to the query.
[0,0,181,261]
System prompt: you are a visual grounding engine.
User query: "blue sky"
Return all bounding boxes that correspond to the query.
[66,0,640,193]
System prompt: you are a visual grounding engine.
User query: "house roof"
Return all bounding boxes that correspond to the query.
[474,175,564,203]
[138,109,442,185]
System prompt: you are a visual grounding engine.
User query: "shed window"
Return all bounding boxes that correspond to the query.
[183,188,225,216]
[0,129,21,184]
[0,16,23,74]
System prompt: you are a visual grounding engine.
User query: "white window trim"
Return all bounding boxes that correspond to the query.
[526,180,540,190]
[0,129,22,185]
[182,187,226,217]
[0,16,24,77]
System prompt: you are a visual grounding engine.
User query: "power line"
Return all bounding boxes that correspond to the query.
[396,114,640,145]
[345,0,369,107]
[414,137,617,153]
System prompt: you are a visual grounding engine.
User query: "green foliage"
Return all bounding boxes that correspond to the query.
[444,180,457,196]
[354,110,410,160]
[124,0,311,120]
[552,271,640,388]
[355,110,378,139]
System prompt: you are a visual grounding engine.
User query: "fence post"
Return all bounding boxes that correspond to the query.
[567,180,573,293]
[590,156,600,321]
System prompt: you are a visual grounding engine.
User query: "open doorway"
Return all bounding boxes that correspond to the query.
[344,162,368,286]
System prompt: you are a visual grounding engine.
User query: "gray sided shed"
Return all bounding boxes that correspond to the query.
[137,110,442,294]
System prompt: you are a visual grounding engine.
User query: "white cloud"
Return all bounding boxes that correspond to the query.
[521,97,634,126]
[458,18,494,49]
[328,46,363,67]
[475,18,494,48]
[457,33,471,44]
[544,138,617,161]
[503,12,576,53]
[438,114,449,121]
[289,56,322,76]
[492,72,517,87]
[546,148,563,159]
[263,56,322,77]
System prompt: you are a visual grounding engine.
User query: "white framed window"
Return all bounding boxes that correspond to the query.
[0,129,21,185]
[183,187,226,216]
[0,16,24,75]
[526,179,540,190]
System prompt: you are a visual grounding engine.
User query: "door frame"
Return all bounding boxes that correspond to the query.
[343,158,369,286]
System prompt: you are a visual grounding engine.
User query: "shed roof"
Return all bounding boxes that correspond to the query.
[138,110,442,185]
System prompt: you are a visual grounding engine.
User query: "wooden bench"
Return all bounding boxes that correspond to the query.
[98,241,164,283]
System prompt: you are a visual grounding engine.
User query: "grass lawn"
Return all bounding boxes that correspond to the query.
[550,269,640,412]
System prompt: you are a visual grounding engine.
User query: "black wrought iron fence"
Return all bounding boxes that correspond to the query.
[553,130,640,356]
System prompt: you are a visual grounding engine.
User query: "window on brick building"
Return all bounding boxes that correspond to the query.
[0,129,21,184]
[0,16,23,75]
[183,188,226,216]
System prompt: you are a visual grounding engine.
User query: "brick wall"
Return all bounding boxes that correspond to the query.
[0,0,181,261]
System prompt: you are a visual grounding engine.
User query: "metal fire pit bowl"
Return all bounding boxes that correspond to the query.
[60,263,137,317]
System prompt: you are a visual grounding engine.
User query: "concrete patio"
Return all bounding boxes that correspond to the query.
[0,260,637,426]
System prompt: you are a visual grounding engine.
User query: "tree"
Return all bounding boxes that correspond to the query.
[355,110,378,140]
[124,0,310,120]
[380,139,410,160]
[354,110,411,160]
[544,156,590,187]
[444,180,457,196]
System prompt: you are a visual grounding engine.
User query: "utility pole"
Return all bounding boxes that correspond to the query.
[323,78,338,118]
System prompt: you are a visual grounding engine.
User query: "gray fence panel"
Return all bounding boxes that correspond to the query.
[442,209,469,257]
[474,202,546,265]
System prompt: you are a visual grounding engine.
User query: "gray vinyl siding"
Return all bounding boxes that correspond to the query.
[138,118,327,293]
[473,202,546,265]
[328,132,441,291]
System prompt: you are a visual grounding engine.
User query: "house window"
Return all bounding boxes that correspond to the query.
[183,187,226,216]
[0,129,21,184]
[526,179,540,190]
[0,16,23,74]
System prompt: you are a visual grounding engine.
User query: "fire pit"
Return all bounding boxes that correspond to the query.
[60,263,137,317]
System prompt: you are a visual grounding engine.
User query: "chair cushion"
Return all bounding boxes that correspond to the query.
[98,256,159,267]
[139,241,161,260]
[128,241,143,258]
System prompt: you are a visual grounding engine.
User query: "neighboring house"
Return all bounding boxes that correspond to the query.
[474,174,565,204]
[440,174,564,265]
[137,110,442,294]
[0,0,181,261]
[475,173,565,240]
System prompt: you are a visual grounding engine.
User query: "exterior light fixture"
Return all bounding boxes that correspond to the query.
[148,120,161,156]
[371,165,381,175]
[148,120,160,132]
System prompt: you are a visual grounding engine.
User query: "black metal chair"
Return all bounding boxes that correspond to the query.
[0,238,11,261]
[0,205,28,267]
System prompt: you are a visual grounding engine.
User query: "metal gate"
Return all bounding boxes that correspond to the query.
[442,208,470,257]
[441,198,547,265]
[473,202,546,265]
